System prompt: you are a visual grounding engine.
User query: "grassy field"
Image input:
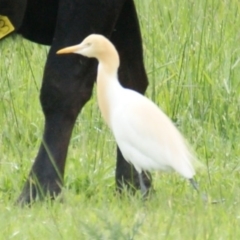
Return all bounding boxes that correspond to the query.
[0,0,240,239]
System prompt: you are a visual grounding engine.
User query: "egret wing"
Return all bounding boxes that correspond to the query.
[110,89,195,178]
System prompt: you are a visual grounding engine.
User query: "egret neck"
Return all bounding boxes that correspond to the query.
[96,46,121,127]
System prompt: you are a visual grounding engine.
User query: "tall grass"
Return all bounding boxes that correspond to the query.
[0,0,240,238]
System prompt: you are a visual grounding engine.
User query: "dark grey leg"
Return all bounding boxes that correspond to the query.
[189,178,211,202]
[138,172,148,196]
[189,178,199,192]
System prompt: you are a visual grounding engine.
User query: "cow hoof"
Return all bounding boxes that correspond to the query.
[16,179,62,206]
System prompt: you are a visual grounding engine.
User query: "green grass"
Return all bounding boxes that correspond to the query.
[1,0,240,238]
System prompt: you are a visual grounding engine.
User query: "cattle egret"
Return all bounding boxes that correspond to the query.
[57,34,201,195]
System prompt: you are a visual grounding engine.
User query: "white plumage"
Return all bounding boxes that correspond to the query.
[57,34,200,194]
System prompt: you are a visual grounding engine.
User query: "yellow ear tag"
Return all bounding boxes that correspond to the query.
[0,15,15,39]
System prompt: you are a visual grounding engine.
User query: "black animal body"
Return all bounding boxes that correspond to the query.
[0,0,152,204]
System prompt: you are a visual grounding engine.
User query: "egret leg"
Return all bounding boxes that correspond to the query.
[138,172,148,196]
[189,178,226,204]
[189,178,211,202]
[189,178,199,192]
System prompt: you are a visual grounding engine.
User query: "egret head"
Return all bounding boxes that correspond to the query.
[57,34,111,59]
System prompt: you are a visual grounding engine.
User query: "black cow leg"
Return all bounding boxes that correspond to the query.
[17,115,76,204]
[17,49,97,205]
[111,0,152,194]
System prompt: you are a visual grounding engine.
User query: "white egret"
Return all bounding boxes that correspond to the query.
[57,34,201,195]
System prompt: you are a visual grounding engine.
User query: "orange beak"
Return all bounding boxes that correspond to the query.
[56,45,80,54]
